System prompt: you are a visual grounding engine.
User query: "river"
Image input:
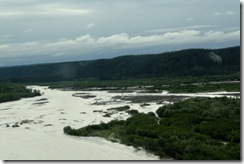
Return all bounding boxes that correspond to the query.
[0,86,239,160]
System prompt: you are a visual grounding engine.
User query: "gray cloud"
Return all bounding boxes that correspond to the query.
[0,30,239,59]
[87,23,96,29]
[186,18,195,21]
[23,28,33,34]
[213,10,236,16]
[0,0,240,66]
[145,25,220,33]
[0,6,91,18]
[226,11,235,15]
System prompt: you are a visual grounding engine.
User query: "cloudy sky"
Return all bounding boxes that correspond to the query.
[0,0,240,66]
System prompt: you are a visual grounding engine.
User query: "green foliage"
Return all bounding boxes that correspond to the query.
[64,97,240,160]
[126,109,139,115]
[0,82,41,103]
[0,46,240,83]
[107,105,130,112]
[103,113,112,117]
[155,82,240,93]
[45,74,239,94]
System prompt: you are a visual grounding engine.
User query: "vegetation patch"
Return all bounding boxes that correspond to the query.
[91,100,121,105]
[100,105,131,117]
[44,124,53,127]
[32,101,49,105]
[64,97,240,160]
[93,110,103,113]
[36,98,48,101]
[107,105,130,112]
[114,95,187,103]
[103,113,113,117]
[12,123,20,128]
[0,83,41,103]
[72,93,96,99]
[20,119,34,124]
[147,81,240,93]
[126,110,139,115]
[140,103,150,107]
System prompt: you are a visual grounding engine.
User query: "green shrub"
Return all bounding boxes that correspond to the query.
[63,126,72,134]
[126,109,139,115]
[64,97,240,160]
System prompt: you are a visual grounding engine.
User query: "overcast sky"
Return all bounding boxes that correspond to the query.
[0,0,240,66]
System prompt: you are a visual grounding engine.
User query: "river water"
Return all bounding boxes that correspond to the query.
[0,86,239,160]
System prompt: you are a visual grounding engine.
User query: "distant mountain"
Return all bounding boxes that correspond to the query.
[0,46,240,83]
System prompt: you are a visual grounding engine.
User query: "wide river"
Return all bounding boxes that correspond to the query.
[0,86,239,160]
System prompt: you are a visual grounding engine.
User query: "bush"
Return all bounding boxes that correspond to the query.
[156,106,166,117]
[107,105,130,112]
[126,109,139,115]
[147,112,156,117]
[64,126,72,134]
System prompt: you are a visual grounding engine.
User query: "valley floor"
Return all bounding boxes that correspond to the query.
[0,86,239,160]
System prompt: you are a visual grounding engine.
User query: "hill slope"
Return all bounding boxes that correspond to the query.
[0,46,240,83]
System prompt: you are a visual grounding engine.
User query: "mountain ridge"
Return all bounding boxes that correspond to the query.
[0,46,240,83]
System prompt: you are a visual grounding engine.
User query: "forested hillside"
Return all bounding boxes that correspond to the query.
[0,46,240,83]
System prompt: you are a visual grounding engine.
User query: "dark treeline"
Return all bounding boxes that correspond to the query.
[0,46,240,83]
[64,97,240,160]
[45,74,240,93]
[0,83,41,103]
